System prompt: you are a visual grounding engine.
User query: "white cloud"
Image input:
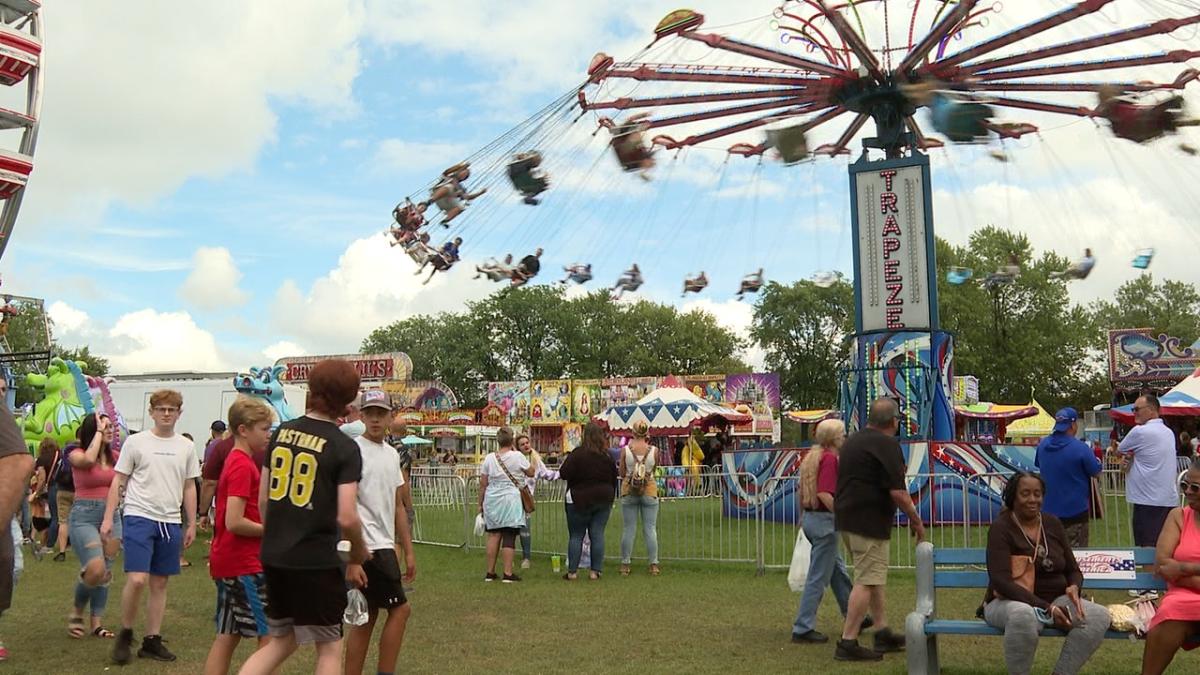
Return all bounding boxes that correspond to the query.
[106,310,229,374]
[372,139,472,176]
[179,247,250,311]
[263,340,306,362]
[47,300,89,334]
[50,302,231,374]
[270,236,495,352]
[16,0,366,233]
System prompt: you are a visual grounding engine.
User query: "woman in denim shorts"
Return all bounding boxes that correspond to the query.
[67,414,122,639]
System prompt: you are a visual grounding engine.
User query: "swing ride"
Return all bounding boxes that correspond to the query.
[386,0,1200,436]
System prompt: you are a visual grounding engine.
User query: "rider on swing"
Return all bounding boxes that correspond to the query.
[510,248,544,287]
[475,254,515,282]
[611,264,643,299]
[736,268,764,300]
[982,254,1021,289]
[507,151,550,205]
[682,271,708,297]
[417,237,462,285]
[1050,248,1096,280]
[601,113,656,181]
[429,162,487,225]
[1095,85,1200,144]
[561,263,593,285]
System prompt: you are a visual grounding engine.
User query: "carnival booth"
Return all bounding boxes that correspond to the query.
[1005,399,1056,443]
[954,402,1038,443]
[1109,369,1200,424]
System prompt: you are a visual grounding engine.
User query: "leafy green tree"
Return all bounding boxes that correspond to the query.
[935,227,1097,410]
[361,287,749,406]
[750,276,854,410]
[53,345,109,377]
[1090,275,1200,345]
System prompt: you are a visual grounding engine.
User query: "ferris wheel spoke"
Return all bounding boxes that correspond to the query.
[580,87,815,111]
[896,0,978,73]
[813,0,884,80]
[932,0,1115,73]
[641,97,820,129]
[972,50,1200,81]
[602,63,822,87]
[959,14,1200,76]
[678,31,853,78]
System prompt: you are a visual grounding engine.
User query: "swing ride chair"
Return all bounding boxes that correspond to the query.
[388,0,1199,293]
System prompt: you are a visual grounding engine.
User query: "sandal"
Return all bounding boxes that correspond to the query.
[619,564,631,576]
[91,626,115,639]
[649,564,661,576]
[562,572,578,581]
[53,551,66,563]
[589,571,601,581]
[67,616,86,639]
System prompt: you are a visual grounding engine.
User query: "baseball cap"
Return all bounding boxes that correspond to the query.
[1052,407,1078,433]
[359,389,392,411]
[210,420,226,432]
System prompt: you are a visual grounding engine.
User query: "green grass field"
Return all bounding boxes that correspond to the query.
[0,529,1178,674]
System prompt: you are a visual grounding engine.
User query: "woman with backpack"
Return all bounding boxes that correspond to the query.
[619,421,660,576]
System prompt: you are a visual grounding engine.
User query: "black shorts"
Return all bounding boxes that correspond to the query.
[1132,504,1174,547]
[362,549,408,610]
[262,566,346,644]
[31,516,50,531]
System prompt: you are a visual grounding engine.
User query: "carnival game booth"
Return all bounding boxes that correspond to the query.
[1004,399,1055,444]
[595,382,751,437]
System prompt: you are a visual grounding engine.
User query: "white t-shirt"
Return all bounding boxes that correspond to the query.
[481,450,530,498]
[115,430,201,524]
[355,436,405,550]
[1119,418,1179,507]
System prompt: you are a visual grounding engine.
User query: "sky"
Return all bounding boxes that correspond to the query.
[2,0,1199,375]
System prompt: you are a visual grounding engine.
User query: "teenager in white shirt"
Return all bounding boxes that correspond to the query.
[102,390,200,664]
[344,390,415,675]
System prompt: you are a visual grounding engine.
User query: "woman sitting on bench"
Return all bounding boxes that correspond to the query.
[982,472,1110,675]
[1141,457,1200,675]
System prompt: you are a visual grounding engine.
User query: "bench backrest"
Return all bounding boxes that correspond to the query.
[929,547,1165,591]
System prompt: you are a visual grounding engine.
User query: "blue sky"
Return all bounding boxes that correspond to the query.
[2,1,1198,374]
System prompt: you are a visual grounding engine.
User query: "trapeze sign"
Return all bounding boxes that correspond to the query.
[849,153,939,333]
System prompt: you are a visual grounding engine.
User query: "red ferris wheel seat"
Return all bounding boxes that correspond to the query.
[0,23,38,87]
[0,147,31,200]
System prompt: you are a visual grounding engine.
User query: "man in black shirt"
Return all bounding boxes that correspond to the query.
[239,360,369,675]
[833,398,924,662]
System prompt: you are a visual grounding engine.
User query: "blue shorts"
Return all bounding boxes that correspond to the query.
[122,515,182,576]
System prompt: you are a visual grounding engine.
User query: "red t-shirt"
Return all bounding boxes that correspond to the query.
[814,452,839,511]
[209,449,263,578]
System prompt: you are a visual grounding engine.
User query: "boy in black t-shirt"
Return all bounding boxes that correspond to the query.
[238,360,368,675]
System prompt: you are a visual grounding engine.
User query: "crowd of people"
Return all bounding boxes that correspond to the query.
[1,368,1199,673]
[790,395,1200,674]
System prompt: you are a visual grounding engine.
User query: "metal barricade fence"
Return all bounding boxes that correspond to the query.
[408,469,471,548]
[458,466,759,567]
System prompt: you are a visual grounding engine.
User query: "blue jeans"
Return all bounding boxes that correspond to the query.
[519,516,531,561]
[792,511,852,636]
[619,495,659,565]
[566,502,611,573]
[69,499,121,616]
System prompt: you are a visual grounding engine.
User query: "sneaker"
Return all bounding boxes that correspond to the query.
[791,630,828,644]
[112,628,134,665]
[53,551,66,562]
[501,574,522,583]
[0,641,8,661]
[484,573,498,582]
[520,559,531,570]
[137,634,176,662]
[1128,589,1159,600]
[873,627,906,653]
[835,638,882,661]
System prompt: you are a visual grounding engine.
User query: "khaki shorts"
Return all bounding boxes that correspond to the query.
[843,532,889,586]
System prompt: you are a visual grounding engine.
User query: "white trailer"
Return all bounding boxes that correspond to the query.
[107,371,304,460]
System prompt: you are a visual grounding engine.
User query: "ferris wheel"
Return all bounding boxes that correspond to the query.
[0,0,41,262]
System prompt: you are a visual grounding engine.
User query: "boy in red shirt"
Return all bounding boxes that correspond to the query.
[204,397,274,675]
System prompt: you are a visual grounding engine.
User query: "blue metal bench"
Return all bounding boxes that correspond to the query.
[904,542,1164,674]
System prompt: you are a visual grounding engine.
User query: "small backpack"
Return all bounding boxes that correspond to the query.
[53,443,77,491]
[627,448,654,493]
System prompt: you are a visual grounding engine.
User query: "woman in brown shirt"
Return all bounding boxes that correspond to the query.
[982,472,1110,675]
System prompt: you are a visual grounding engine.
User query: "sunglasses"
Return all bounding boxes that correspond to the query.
[1181,481,1200,495]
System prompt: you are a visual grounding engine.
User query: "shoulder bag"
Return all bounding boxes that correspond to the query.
[496,452,536,514]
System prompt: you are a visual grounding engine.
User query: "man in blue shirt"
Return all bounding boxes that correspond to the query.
[1035,408,1102,547]
[1118,394,1179,547]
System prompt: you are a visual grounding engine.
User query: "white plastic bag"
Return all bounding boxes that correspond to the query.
[474,513,485,537]
[787,527,811,592]
[343,588,369,626]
